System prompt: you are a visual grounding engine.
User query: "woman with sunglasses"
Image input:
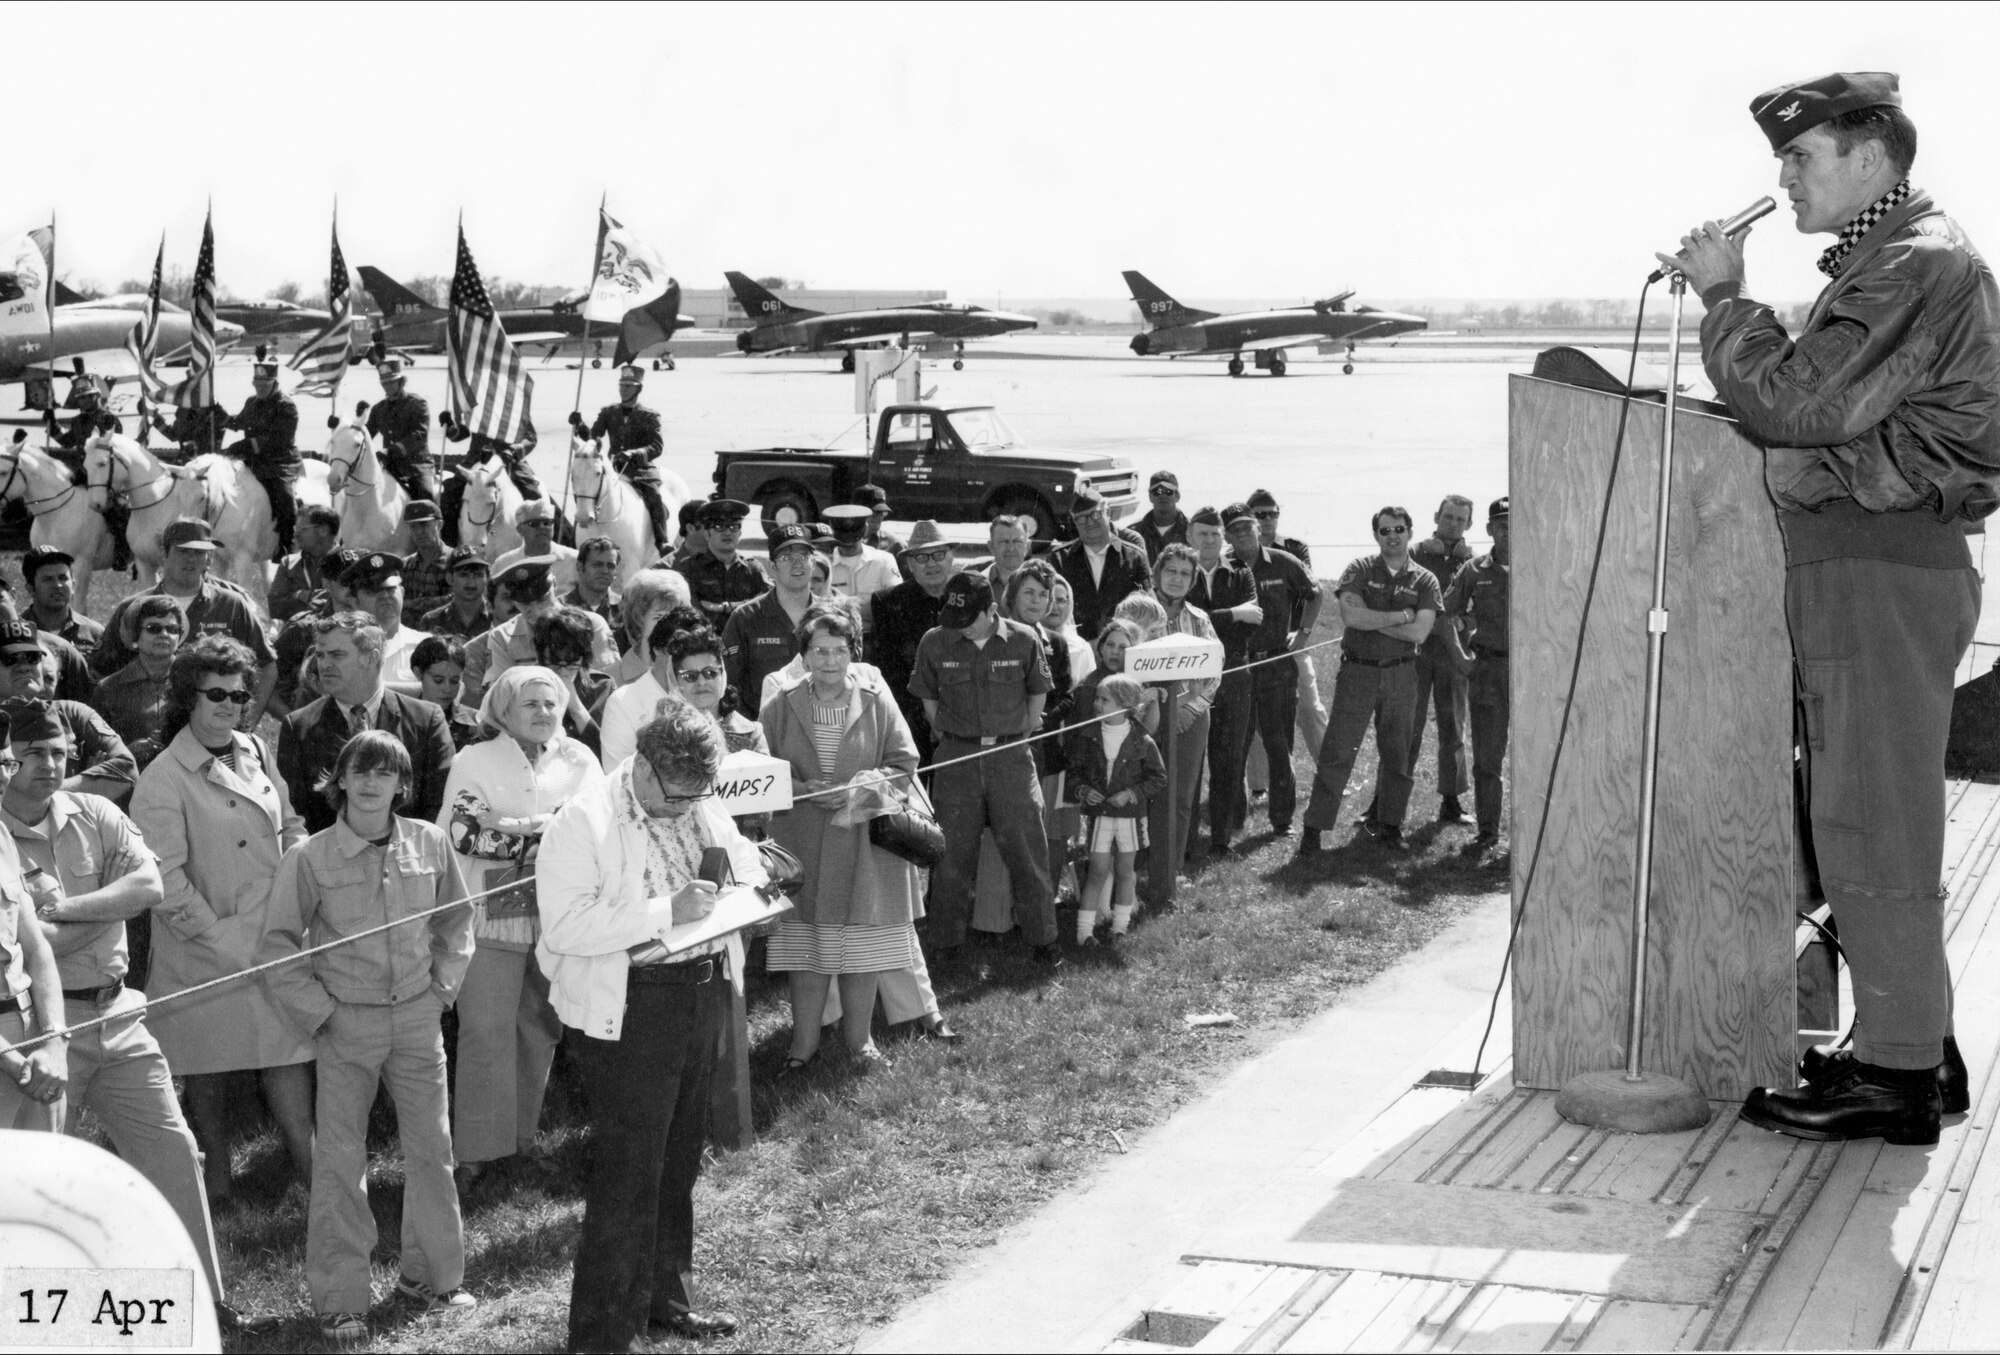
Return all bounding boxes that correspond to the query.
[91,596,185,763]
[434,665,605,1192]
[537,699,766,1350]
[130,636,315,1208]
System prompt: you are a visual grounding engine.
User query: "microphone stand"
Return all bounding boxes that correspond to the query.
[1554,271,1711,1134]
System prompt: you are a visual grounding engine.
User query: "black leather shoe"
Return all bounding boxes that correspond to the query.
[1740,1060,1942,1145]
[1033,944,1066,970]
[648,1311,738,1340]
[1437,796,1465,824]
[1802,1035,1970,1116]
[1294,831,1323,859]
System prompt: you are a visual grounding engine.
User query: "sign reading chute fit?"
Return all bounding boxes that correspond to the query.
[1123,634,1224,682]
[713,749,793,815]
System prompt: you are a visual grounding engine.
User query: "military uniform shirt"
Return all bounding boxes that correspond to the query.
[1189,558,1259,656]
[1337,554,1444,662]
[683,552,769,629]
[226,392,302,473]
[95,579,277,679]
[157,405,228,458]
[366,392,433,467]
[1237,547,1319,653]
[3,792,155,989]
[910,618,1053,740]
[590,402,663,482]
[402,547,454,620]
[1443,553,1510,654]
[419,598,494,641]
[720,591,810,700]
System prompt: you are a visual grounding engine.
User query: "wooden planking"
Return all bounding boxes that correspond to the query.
[1545,1294,1608,1353]
[1450,1094,1573,1189]
[1243,1270,1352,1355]
[1432,1285,1586,1352]
[1534,1127,1613,1195]
[1577,1299,1709,1352]
[1907,1079,2000,1347]
[1275,1272,1422,1352]
[1149,1260,1282,1332]
[1510,377,1796,1101]
[1675,1119,1812,1215]
[1319,1086,1499,1183]
[1777,1140,1948,1349]
[1372,1080,1524,1183]
[1498,1117,1598,1194]
[1560,1124,1705,1202]
[1657,1108,1748,1206]
[1189,1266,1323,1353]
[1725,1142,1879,1349]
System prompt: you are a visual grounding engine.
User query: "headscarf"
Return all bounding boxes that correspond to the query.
[477,664,566,740]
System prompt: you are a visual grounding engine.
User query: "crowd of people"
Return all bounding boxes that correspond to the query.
[0,405,1510,1349]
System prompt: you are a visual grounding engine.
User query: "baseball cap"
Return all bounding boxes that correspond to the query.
[1221,502,1256,527]
[160,519,218,553]
[0,620,45,659]
[853,484,890,511]
[324,547,366,584]
[1488,496,1510,523]
[767,523,816,555]
[446,546,491,574]
[19,545,74,581]
[1072,485,1107,515]
[1149,470,1179,491]
[937,571,995,629]
[1246,488,1279,510]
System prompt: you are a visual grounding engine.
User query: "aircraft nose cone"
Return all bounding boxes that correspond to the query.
[217,319,246,342]
[994,311,1038,330]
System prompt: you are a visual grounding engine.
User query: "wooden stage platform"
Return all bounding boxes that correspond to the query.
[1105,779,2000,1353]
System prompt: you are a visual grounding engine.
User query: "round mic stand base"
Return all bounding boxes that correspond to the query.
[1555,1068,1711,1134]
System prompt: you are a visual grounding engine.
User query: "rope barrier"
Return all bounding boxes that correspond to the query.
[0,629,1384,1064]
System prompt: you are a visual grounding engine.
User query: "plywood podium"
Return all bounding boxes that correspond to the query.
[1509,375,1796,1101]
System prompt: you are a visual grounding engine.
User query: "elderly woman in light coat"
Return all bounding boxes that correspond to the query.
[761,609,928,1068]
[131,636,314,1205]
[435,665,606,1188]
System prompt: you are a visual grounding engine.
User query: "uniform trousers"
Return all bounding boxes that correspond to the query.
[1468,653,1509,834]
[452,944,562,1164]
[1409,648,1470,800]
[1302,659,1418,832]
[64,990,221,1300]
[248,466,299,557]
[1790,557,1978,1071]
[929,740,1053,947]
[308,993,462,1315]
[566,971,722,1353]
[0,1008,62,1131]
[387,454,439,505]
[1207,669,1254,846]
[1247,657,1300,829]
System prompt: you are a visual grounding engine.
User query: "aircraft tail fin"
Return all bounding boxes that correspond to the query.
[52,279,87,306]
[357,266,438,318]
[1123,271,1217,329]
[725,271,819,321]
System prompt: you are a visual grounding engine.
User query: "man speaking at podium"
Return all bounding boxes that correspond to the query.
[1663,73,1999,1145]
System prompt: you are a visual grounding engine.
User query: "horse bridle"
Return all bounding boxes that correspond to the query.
[329,440,382,498]
[0,450,81,518]
[90,441,177,513]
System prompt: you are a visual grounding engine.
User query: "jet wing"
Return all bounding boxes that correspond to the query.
[1236,331,1350,352]
[501,330,569,347]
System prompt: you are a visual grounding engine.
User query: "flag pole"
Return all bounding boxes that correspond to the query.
[563,192,608,526]
[46,211,58,432]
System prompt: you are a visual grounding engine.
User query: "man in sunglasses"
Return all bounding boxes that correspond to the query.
[0,622,136,806]
[869,520,957,764]
[1136,470,1190,562]
[1243,489,1329,805]
[681,500,769,631]
[1298,507,1442,855]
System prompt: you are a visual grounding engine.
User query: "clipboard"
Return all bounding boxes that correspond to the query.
[659,884,792,956]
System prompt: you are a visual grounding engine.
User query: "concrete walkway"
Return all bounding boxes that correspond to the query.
[860,891,1514,1354]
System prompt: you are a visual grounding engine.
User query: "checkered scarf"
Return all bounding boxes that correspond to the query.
[1818,179,1912,278]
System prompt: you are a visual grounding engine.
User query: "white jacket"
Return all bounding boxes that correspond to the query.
[534,758,767,1040]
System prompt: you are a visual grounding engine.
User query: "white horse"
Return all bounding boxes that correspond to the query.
[566,435,673,586]
[323,403,410,555]
[457,460,524,562]
[84,434,275,593]
[0,437,113,610]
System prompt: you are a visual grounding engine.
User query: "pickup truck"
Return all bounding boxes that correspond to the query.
[713,403,1140,542]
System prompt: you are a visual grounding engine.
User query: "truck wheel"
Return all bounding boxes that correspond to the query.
[991,492,1057,543]
[760,485,817,538]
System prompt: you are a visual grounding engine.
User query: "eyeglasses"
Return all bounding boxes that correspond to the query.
[908,549,952,565]
[676,665,723,684]
[141,622,183,637]
[1254,509,1281,521]
[0,758,19,776]
[1149,486,1178,498]
[198,687,253,706]
[1376,526,1410,537]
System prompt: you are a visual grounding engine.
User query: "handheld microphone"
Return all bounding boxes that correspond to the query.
[1648,196,1776,283]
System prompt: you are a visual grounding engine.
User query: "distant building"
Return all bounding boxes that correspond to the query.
[681,286,947,330]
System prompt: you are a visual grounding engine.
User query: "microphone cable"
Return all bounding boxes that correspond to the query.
[1463,278,1665,1083]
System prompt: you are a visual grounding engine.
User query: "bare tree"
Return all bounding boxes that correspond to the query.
[269,279,302,303]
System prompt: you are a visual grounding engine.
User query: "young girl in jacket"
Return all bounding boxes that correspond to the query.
[1064,674,1167,943]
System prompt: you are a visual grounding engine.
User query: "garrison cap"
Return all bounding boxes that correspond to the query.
[853,484,890,511]
[1246,487,1280,510]
[1220,501,1256,526]
[0,621,44,659]
[446,546,490,573]
[937,571,995,629]
[1189,505,1223,528]
[1488,496,1510,522]
[346,552,404,593]
[3,698,63,746]
[698,498,750,527]
[160,519,217,553]
[402,500,441,524]
[767,523,816,555]
[19,544,74,581]
[1751,71,1900,152]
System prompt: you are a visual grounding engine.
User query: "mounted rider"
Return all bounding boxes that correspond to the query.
[585,363,673,557]
[223,359,302,561]
[45,374,133,569]
[364,355,436,504]
[436,408,545,548]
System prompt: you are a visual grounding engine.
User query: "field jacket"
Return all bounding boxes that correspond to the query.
[1062,722,1167,819]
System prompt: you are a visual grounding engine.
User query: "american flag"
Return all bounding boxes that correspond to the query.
[123,236,167,397]
[164,210,217,409]
[289,217,355,397]
[445,226,531,443]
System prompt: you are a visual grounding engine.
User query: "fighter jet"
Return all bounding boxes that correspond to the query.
[724,272,1037,372]
[215,298,333,340]
[357,266,689,367]
[1,273,242,393]
[1122,270,1427,376]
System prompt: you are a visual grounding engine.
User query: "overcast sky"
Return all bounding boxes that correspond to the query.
[16,1,1997,309]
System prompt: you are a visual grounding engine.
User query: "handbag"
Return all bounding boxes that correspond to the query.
[755,839,807,899]
[868,778,948,869]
